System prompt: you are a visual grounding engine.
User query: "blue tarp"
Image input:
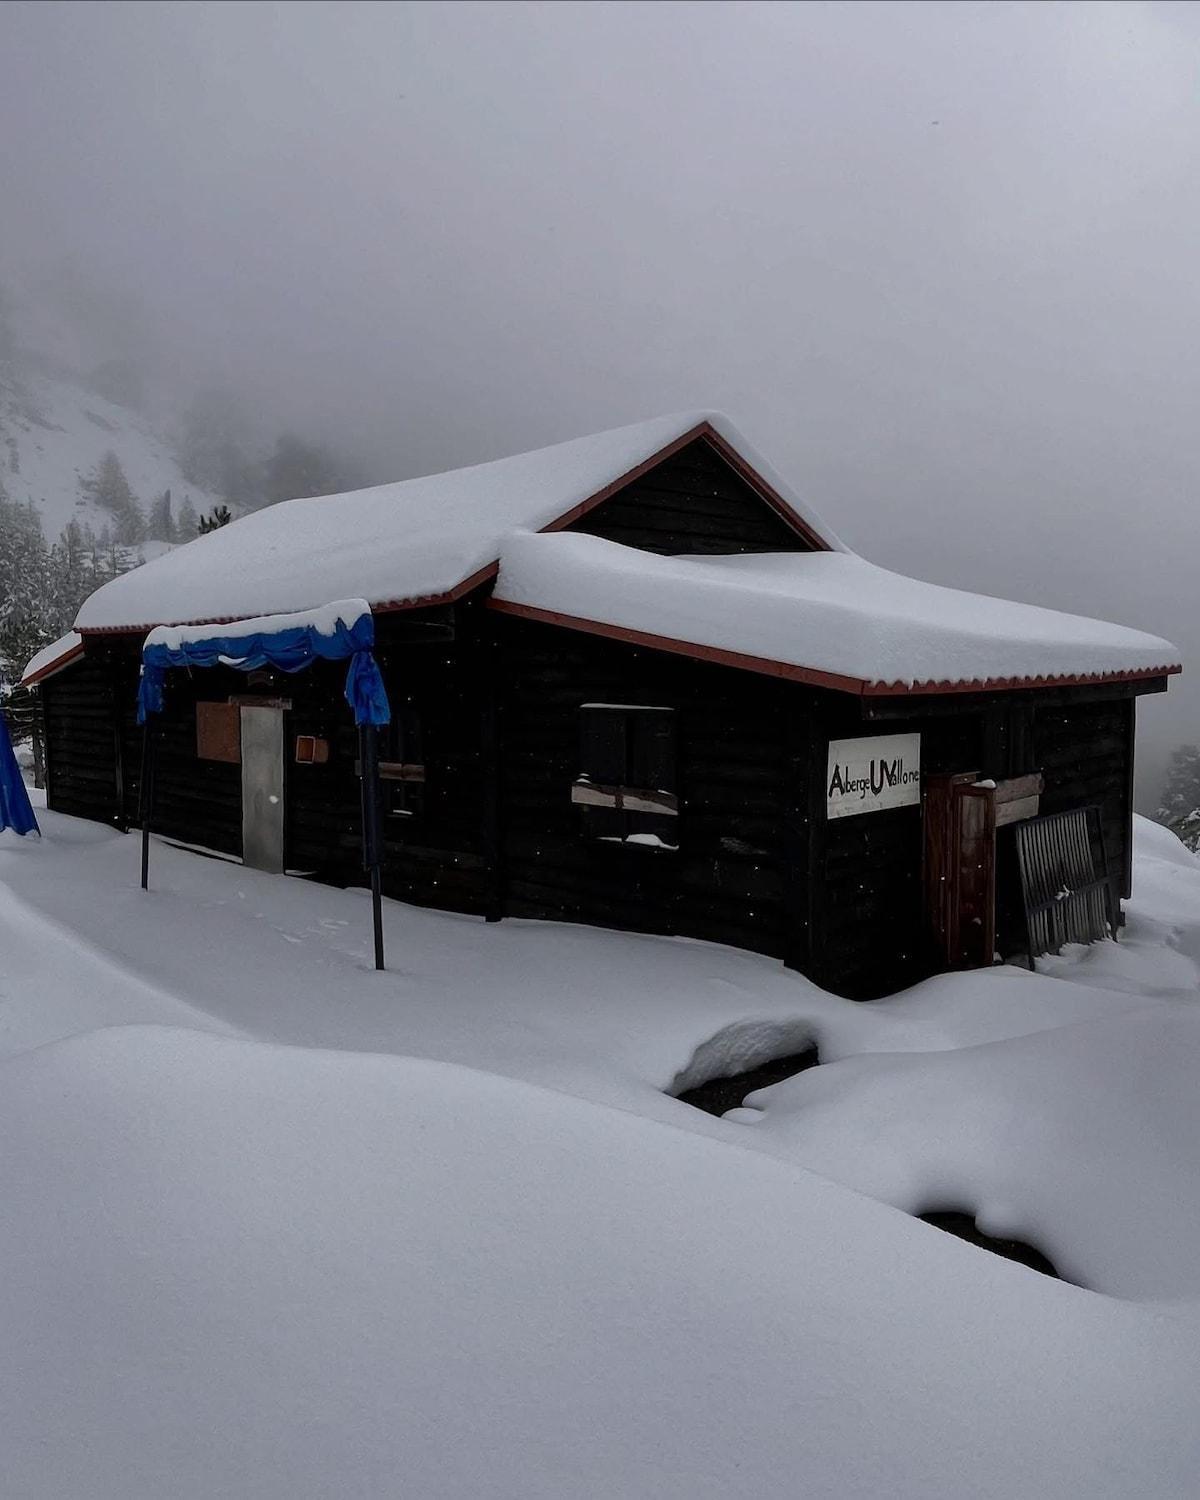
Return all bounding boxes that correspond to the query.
[137,605,391,727]
[0,707,38,836]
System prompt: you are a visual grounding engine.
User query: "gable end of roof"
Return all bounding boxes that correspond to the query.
[538,421,835,553]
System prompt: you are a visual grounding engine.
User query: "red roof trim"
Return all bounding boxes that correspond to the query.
[487,597,1181,698]
[372,562,499,614]
[75,563,503,638]
[860,664,1180,696]
[20,638,87,688]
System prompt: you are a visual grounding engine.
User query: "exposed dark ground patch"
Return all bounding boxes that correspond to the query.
[673,1047,819,1117]
[919,1210,1064,1280]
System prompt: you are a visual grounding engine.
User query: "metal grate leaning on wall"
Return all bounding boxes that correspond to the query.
[1015,805,1115,964]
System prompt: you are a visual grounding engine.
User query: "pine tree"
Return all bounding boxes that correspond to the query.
[147,488,176,543]
[81,449,133,512]
[0,494,52,752]
[116,498,146,547]
[102,528,135,578]
[177,497,199,537]
[80,449,146,546]
[198,504,232,533]
[1158,746,1200,851]
[45,524,82,627]
[45,521,98,634]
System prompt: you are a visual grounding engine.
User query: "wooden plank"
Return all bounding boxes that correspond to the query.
[993,772,1044,804]
[196,701,241,763]
[995,794,1041,828]
[570,781,678,815]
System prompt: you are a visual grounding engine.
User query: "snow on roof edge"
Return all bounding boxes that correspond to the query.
[20,631,85,688]
[492,595,1180,697]
[490,532,1182,696]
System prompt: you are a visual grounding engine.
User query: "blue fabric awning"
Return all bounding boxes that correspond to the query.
[0,707,38,836]
[137,599,391,727]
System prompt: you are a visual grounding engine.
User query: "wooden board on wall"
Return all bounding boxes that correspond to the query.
[196,701,241,764]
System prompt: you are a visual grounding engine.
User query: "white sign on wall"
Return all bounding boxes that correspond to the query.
[826,733,921,820]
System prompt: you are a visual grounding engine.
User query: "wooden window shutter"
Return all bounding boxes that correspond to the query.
[629,709,676,798]
[580,706,627,787]
[578,707,626,839]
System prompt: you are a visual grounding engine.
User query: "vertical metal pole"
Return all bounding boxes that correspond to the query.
[139,721,156,891]
[359,722,385,971]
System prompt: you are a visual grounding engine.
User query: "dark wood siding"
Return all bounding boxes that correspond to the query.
[151,665,244,857]
[284,606,492,914]
[41,653,122,824]
[806,698,986,998]
[1034,696,1133,910]
[494,612,796,958]
[567,436,815,555]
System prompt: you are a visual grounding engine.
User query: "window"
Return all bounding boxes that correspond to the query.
[573,705,678,849]
[379,702,425,818]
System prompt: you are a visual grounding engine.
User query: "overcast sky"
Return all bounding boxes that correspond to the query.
[2,0,1197,797]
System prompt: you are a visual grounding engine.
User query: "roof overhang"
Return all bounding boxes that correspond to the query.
[20,634,87,688]
[486,597,1181,699]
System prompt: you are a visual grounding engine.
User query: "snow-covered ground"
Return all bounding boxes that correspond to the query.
[1,800,1199,1496]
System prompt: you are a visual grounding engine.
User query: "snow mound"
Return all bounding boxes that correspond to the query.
[0,1023,1197,1500]
[494,532,1181,690]
[740,1007,1200,1299]
[1134,814,1199,870]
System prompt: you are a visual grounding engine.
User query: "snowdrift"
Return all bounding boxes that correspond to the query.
[0,1024,1196,1500]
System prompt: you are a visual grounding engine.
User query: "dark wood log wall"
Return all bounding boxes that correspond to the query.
[41,653,124,824]
[565,436,815,555]
[144,662,244,857]
[1033,696,1134,909]
[42,641,244,854]
[493,612,796,958]
[283,606,491,914]
[805,697,987,997]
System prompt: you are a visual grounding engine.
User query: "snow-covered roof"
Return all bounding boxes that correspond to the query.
[74,412,840,633]
[491,533,1181,694]
[20,632,84,688]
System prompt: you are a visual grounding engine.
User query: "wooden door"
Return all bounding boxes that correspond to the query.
[924,773,996,970]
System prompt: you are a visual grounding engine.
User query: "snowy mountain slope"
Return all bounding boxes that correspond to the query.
[0,362,223,542]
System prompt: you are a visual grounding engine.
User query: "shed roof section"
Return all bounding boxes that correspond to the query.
[490,532,1181,696]
[74,413,841,634]
[20,631,85,688]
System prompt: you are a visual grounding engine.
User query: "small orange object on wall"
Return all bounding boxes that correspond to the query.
[196,701,241,763]
[294,735,330,765]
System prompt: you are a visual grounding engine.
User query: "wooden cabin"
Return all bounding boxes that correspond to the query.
[23,413,1180,998]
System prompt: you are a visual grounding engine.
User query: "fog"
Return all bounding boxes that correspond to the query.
[2,0,1197,802]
